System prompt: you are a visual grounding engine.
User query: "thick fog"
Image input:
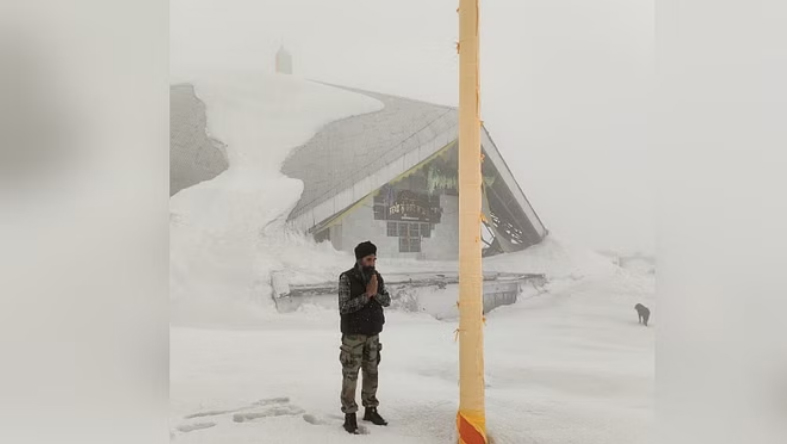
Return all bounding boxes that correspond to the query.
[171,0,654,254]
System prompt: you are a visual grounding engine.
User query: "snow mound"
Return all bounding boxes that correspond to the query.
[170,72,383,326]
[485,235,618,280]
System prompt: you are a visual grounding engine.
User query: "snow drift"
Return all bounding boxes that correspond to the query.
[170,72,383,326]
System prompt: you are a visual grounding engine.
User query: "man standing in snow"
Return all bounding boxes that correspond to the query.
[338,241,391,434]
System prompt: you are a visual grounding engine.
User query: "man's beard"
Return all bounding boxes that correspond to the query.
[361,264,375,275]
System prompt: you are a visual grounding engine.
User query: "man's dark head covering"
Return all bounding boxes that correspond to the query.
[354,241,377,260]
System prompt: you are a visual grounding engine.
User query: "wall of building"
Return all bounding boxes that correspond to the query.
[330,194,459,260]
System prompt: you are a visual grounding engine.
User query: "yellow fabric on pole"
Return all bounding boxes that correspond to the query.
[457,0,486,443]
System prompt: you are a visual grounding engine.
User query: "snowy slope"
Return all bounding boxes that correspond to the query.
[170,73,383,326]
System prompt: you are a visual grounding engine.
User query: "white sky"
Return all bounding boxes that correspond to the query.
[172,0,655,254]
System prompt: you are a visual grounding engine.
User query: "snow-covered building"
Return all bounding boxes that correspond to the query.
[281,87,547,260]
[170,81,547,260]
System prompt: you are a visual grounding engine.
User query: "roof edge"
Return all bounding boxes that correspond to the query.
[481,127,547,238]
[311,81,457,111]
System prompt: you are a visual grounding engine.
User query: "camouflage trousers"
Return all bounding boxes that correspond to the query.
[339,334,382,414]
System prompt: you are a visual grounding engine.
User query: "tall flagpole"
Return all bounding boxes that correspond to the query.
[457,0,486,443]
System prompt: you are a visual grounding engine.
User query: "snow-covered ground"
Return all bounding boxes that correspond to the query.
[169,74,654,443]
[171,264,654,443]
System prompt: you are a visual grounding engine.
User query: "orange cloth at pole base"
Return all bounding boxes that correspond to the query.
[457,0,487,443]
[458,412,487,444]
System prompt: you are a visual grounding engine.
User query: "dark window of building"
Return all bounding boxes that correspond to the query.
[410,222,420,237]
[398,236,422,253]
[398,222,408,236]
[387,222,397,237]
[421,223,431,238]
[409,237,421,252]
[397,222,423,253]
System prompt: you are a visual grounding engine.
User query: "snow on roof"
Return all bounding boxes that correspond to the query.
[280,86,546,240]
[281,87,458,226]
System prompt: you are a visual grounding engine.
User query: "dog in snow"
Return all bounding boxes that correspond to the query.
[634,303,650,326]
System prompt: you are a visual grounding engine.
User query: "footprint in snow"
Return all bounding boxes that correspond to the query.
[233,404,306,423]
[302,413,327,426]
[184,397,292,420]
[179,397,302,432]
[177,422,216,433]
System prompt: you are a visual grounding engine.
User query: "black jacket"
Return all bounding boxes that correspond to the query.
[338,265,391,335]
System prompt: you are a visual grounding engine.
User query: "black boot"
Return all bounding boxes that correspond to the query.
[343,413,359,434]
[363,407,388,426]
